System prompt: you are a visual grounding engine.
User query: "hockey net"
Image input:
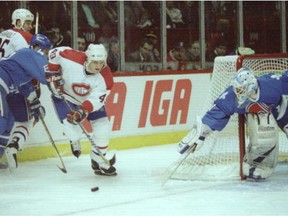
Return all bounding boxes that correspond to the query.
[170,54,288,181]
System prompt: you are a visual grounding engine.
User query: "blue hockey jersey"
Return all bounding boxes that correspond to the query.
[0,48,48,97]
[202,72,288,131]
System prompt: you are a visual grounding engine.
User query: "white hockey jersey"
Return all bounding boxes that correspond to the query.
[48,47,114,113]
[0,29,32,59]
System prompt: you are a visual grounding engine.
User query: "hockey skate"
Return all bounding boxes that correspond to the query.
[70,140,81,158]
[243,162,273,181]
[5,138,20,170]
[90,151,117,176]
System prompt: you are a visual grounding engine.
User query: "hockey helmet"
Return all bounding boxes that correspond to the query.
[12,8,34,29]
[30,34,52,50]
[85,44,107,63]
[231,67,258,104]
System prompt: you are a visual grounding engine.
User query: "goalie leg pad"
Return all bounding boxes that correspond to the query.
[243,113,279,180]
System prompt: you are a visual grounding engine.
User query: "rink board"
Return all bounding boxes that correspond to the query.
[17,70,211,162]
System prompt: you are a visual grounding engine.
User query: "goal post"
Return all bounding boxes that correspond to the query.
[169,53,288,181]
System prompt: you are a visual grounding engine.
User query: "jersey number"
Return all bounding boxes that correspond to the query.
[0,38,10,58]
[99,94,107,103]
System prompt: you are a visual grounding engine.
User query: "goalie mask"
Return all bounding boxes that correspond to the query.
[231,67,259,105]
[12,8,34,31]
[85,44,107,74]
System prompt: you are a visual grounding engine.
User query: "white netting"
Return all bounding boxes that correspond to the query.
[169,54,288,181]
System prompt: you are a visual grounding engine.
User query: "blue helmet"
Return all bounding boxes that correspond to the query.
[30,34,52,50]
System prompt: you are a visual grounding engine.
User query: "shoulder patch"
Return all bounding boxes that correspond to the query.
[100,66,114,90]
[59,49,86,65]
[12,29,32,44]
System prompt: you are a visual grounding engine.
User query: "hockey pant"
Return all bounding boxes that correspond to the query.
[7,93,34,150]
[51,96,111,155]
[0,80,15,158]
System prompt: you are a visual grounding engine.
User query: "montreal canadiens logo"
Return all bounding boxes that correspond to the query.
[245,102,273,114]
[72,83,90,96]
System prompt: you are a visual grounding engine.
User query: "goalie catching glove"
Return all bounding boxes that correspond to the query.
[67,106,88,125]
[45,71,64,97]
[178,116,212,154]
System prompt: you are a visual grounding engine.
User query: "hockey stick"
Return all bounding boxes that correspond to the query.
[35,12,39,34]
[39,115,67,173]
[162,143,197,186]
[62,97,116,166]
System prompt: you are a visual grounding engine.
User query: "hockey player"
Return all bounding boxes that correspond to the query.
[178,67,288,181]
[45,44,116,176]
[0,8,34,57]
[0,8,38,169]
[0,34,51,168]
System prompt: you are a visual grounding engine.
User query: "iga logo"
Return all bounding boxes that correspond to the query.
[72,83,90,96]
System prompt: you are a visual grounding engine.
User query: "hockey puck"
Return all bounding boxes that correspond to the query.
[91,187,99,192]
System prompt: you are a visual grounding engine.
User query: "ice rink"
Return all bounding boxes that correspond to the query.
[1,143,288,216]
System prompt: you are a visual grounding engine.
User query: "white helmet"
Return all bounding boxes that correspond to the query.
[85,44,107,63]
[12,8,34,29]
[231,67,258,104]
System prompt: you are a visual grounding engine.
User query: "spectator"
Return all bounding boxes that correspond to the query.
[0,1,16,31]
[145,32,160,62]
[127,38,155,62]
[107,37,119,72]
[98,23,117,51]
[124,2,138,27]
[206,39,228,62]
[95,1,117,27]
[142,1,160,29]
[45,23,70,48]
[166,1,184,29]
[137,11,152,29]
[186,40,202,70]
[208,18,232,53]
[167,42,188,70]
[28,2,71,37]
[124,2,151,29]
[77,35,87,51]
[78,1,99,29]
[179,1,199,30]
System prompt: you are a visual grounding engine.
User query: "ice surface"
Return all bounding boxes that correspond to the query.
[1,144,288,216]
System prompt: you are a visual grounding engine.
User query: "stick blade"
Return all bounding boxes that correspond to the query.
[162,143,197,186]
[57,165,67,173]
[109,154,116,166]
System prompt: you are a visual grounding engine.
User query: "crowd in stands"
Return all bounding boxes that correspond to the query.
[0,1,263,72]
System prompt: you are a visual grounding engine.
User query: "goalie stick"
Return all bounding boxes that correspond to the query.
[162,143,197,186]
[40,115,67,173]
[62,97,116,166]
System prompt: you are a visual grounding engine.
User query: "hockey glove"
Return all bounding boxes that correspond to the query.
[66,107,88,125]
[29,98,46,123]
[46,72,64,97]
